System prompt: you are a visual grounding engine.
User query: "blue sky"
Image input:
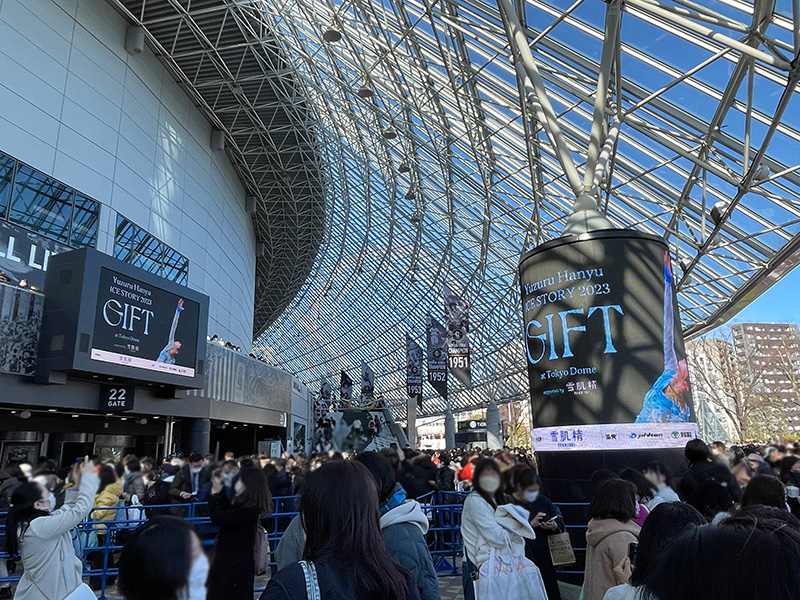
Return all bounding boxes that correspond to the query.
[716,265,800,327]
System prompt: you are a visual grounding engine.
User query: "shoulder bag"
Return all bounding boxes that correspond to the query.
[254,524,271,575]
[299,560,321,600]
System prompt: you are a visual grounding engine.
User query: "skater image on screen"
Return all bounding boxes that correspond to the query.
[157,299,184,364]
[636,253,691,423]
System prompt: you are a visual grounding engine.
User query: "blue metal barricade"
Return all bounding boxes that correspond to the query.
[0,492,589,596]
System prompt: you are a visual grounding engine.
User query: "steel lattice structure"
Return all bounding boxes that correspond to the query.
[108,0,800,420]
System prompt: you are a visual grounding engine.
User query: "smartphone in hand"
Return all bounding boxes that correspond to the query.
[628,541,638,567]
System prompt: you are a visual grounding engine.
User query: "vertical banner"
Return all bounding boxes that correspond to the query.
[426,315,448,401]
[406,335,424,408]
[443,287,473,389]
[314,378,333,421]
[320,378,332,403]
[361,363,376,408]
[340,371,353,405]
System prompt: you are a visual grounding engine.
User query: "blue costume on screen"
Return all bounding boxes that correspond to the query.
[636,255,691,423]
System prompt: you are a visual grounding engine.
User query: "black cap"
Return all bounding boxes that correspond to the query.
[189,452,204,463]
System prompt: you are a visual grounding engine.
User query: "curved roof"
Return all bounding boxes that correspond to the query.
[108,0,327,333]
[112,0,800,419]
[255,0,800,419]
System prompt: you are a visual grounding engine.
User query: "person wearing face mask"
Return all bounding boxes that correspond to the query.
[460,458,516,600]
[510,467,563,600]
[171,452,211,504]
[119,515,208,600]
[88,465,123,590]
[641,462,679,507]
[207,467,272,600]
[4,457,98,600]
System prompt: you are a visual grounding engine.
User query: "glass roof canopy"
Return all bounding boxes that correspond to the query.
[252,0,800,418]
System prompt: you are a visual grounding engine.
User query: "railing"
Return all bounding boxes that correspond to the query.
[0,493,588,598]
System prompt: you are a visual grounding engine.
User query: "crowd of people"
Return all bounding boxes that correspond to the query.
[2,440,800,599]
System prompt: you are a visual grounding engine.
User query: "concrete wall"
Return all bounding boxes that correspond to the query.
[0,0,256,347]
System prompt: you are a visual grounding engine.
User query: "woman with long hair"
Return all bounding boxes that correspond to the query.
[118,515,207,600]
[4,457,98,600]
[459,458,514,600]
[207,466,271,600]
[261,460,419,600]
[603,502,705,600]
[640,506,800,600]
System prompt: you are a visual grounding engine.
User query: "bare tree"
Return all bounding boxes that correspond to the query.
[499,400,531,448]
[687,328,792,442]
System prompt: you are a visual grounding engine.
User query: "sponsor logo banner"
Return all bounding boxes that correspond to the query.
[532,422,699,451]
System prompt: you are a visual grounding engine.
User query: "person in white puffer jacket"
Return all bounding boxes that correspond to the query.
[460,458,517,600]
[4,457,99,600]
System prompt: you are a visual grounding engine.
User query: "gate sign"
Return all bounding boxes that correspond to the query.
[518,230,694,444]
[99,384,135,412]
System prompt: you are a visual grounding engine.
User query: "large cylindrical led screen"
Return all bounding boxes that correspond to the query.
[518,231,696,451]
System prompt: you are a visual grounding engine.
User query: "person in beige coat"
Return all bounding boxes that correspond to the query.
[583,479,641,600]
[4,458,98,600]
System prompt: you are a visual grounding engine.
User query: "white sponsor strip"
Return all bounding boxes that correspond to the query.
[533,422,698,451]
[91,349,195,377]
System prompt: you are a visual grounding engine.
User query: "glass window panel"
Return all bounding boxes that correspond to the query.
[9,164,73,244]
[115,215,188,284]
[71,193,99,248]
[0,152,15,219]
[162,246,189,286]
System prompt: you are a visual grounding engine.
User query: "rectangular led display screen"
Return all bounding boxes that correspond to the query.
[91,268,200,378]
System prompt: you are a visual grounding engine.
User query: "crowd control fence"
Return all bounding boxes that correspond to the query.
[0,493,587,599]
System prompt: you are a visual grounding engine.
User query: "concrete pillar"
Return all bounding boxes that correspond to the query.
[406,397,417,449]
[185,418,211,455]
[486,401,503,450]
[444,410,456,451]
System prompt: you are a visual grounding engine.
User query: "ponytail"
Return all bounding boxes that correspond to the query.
[5,483,48,557]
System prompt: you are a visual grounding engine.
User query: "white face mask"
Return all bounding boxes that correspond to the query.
[524,491,539,503]
[190,466,202,475]
[180,552,208,600]
[39,492,55,513]
[480,477,500,494]
[223,472,235,487]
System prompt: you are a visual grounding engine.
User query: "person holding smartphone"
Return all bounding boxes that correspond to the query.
[510,467,564,600]
[4,457,98,600]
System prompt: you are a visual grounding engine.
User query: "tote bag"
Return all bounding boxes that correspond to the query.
[473,546,549,600]
[64,583,97,600]
[254,524,271,575]
[547,532,576,566]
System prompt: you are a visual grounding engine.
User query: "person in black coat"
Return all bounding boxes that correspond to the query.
[141,470,172,518]
[170,453,211,502]
[679,439,742,506]
[405,454,437,499]
[509,467,563,600]
[207,467,271,600]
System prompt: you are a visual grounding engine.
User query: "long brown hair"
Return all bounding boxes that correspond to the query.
[234,467,271,514]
